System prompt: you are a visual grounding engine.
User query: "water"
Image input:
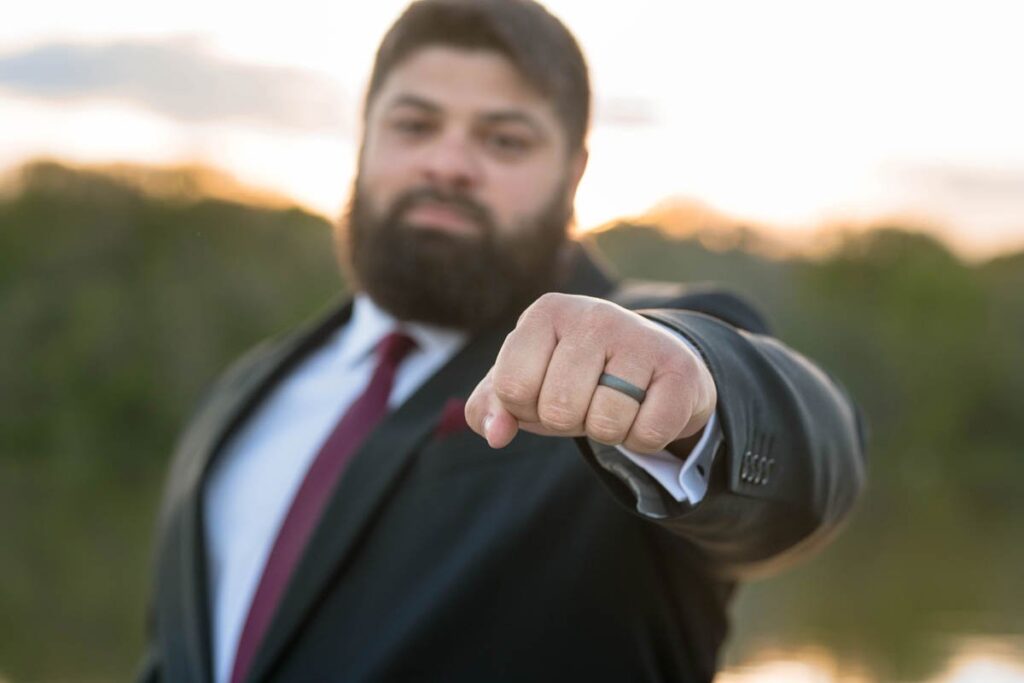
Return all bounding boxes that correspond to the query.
[722,636,1024,682]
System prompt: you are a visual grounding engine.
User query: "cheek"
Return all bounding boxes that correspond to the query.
[358,149,414,211]
[486,164,564,222]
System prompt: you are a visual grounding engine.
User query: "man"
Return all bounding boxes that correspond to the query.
[139,0,866,681]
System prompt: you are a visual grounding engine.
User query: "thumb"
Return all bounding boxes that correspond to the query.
[483,404,519,449]
[465,368,520,449]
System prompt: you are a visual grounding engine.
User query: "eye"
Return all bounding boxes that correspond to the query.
[390,116,436,138]
[483,130,534,158]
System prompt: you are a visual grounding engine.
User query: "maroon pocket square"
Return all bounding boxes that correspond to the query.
[435,397,469,438]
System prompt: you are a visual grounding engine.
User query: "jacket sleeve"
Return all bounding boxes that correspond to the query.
[578,289,867,579]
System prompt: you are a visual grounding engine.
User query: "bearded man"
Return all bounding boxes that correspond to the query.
[138,1,866,681]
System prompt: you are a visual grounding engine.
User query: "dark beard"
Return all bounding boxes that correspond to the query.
[339,184,570,330]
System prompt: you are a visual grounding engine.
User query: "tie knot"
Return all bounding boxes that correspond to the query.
[377,331,417,367]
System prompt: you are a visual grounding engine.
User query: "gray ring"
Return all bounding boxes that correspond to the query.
[597,372,647,404]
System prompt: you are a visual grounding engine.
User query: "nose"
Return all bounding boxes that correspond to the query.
[417,130,482,193]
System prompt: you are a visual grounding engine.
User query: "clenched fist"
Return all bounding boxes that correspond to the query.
[465,293,717,454]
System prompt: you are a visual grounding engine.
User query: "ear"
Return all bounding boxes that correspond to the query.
[567,147,589,196]
[561,147,589,217]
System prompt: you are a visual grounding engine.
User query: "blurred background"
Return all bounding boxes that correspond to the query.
[1,1,1022,681]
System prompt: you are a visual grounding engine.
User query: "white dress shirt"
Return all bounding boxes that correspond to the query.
[203,294,721,683]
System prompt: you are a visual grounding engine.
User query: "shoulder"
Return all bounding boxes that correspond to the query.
[609,280,771,334]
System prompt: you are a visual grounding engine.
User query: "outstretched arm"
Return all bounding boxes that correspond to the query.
[465,291,866,578]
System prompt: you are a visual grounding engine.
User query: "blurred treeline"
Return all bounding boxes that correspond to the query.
[1,161,1022,682]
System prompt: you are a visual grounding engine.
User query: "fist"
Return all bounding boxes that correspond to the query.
[465,293,716,454]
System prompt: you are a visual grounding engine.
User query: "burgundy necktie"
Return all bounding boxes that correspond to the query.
[229,331,417,683]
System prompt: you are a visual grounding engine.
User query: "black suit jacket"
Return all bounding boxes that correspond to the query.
[139,245,866,682]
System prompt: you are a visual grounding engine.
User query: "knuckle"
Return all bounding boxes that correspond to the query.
[538,402,578,432]
[586,414,625,444]
[492,375,535,406]
[538,292,564,305]
[518,293,565,329]
[660,366,695,394]
[532,292,565,313]
[630,424,673,452]
[564,307,614,348]
[667,344,702,376]
[581,300,615,328]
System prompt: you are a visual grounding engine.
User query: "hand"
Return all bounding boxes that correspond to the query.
[465,293,716,454]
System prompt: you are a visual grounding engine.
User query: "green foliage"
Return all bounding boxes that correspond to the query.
[594,223,1024,681]
[2,163,1022,681]
[0,162,342,680]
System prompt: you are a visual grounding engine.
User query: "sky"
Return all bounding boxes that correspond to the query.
[2,0,1023,258]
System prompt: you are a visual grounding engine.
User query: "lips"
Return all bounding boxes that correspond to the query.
[402,200,480,235]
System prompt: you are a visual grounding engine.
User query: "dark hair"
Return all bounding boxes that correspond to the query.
[364,0,591,154]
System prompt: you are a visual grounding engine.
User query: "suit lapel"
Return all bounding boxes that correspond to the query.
[159,300,355,683]
[242,243,616,683]
[243,315,509,683]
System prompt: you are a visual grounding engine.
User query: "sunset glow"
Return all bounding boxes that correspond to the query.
[3,0,1023,258]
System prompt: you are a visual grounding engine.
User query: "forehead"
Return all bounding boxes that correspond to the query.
[369,46,560,127]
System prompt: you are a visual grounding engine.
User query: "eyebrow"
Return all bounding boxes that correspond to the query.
[387,94,442,114]
[386,94,546,138]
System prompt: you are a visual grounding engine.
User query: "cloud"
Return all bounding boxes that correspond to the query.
[899,165,1024,204]
[0,37,661,134]
[0,37,352,133]
[892,163,1024,222]
[884,162,1024,254]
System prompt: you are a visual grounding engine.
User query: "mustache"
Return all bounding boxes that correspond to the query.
[387,187,494,235]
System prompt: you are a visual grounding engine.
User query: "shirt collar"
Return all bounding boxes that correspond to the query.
[336,294,468,369]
